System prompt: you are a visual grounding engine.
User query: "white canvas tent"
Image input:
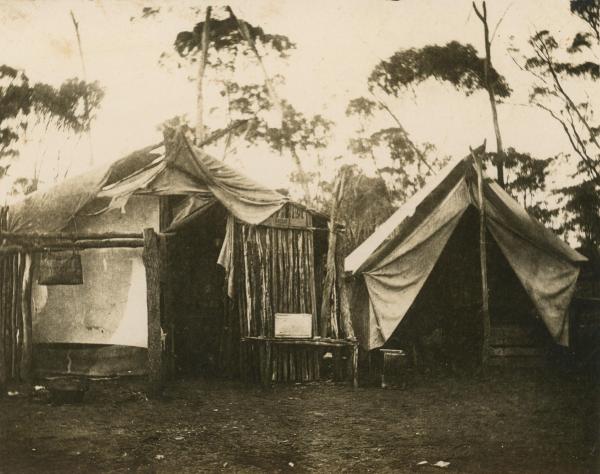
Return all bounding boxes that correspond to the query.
[345,153,587,351]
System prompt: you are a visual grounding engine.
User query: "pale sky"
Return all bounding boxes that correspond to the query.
[0,0,596,196]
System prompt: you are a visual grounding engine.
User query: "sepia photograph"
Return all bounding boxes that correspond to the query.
[0,0,598,472]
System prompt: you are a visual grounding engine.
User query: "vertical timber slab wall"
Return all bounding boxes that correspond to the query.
[233,203,354,383]
[234,203,317,339]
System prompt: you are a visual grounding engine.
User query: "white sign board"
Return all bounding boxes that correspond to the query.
[274,313,312,338]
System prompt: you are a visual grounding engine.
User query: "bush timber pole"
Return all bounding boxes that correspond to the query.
[471,144,491,367]
[143,228,164,397]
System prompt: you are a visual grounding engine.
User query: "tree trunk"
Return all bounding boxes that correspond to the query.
[290,146,312,203]
[196,7,212,142]
[320,171,347,338]
[336,232,355,340]
[70,11,94,167]
[473,1,505,187]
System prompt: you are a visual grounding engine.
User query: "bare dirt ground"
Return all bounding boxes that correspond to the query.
[1,368,598,473]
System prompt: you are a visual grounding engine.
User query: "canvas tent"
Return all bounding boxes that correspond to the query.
[0,130,354,386]
[345,153,587,355]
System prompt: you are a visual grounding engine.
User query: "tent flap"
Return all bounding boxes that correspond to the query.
[361,177,471,349]
[487,220,578,346]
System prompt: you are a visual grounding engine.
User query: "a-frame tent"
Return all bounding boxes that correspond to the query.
[345,153,587,353]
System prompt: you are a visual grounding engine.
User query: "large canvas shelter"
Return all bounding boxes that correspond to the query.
[0,130,354,386]
[345,153,587,357]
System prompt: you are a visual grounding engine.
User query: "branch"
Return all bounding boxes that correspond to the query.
[535,34,600,152]
[472,1,485,22]
[536,102,600,183]
[198,119,249,148]
[368,90,434,173]
[490,2,513,44]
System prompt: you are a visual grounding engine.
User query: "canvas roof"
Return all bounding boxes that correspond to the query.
[7,131,288,233]
[345,154,586,350]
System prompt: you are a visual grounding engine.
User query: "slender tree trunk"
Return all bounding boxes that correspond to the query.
[227,6,282,112]
[473,1,505,187]
[196,7,212,142]
[70,11,94,167]
[370,91,434,174]
[320,170,347,338]
[290,146,312,203]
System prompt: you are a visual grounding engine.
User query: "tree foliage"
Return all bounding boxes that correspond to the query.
[319,165,396,250]
[571,0,600,41]
[558,174,600,249]
[514,3,600,246]
[346,39,512,211]
[154,6,296,137]
[368,41,511,98]
[521,27,600,184]
[158,6,333,203]
[484,148,558,225]
[346,96,448,205]
[0,64,103,181]
[174,14,294,65]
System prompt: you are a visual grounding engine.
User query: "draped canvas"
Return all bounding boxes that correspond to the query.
[7,132,286,233]
[7,165,113,233]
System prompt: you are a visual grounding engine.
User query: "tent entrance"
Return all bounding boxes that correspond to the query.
[385,206,553,370]
[167,202,229,377]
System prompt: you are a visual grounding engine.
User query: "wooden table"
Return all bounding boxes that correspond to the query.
[241,337,359,388]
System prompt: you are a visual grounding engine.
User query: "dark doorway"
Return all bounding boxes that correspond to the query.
[386,205,552,371]
[168,203,228,376]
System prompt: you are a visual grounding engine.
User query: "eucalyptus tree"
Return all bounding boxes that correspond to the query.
[0,65,103,194]
[140,5,332,203]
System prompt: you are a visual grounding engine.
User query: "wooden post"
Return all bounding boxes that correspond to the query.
[336,233,355,340]
[0,258,5,391]
[0,208,6,390]
[471,145,491,367]
[263,340,272,386]
[19,253,33,382]
[143,228,164,397]
[352,343,359,389]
